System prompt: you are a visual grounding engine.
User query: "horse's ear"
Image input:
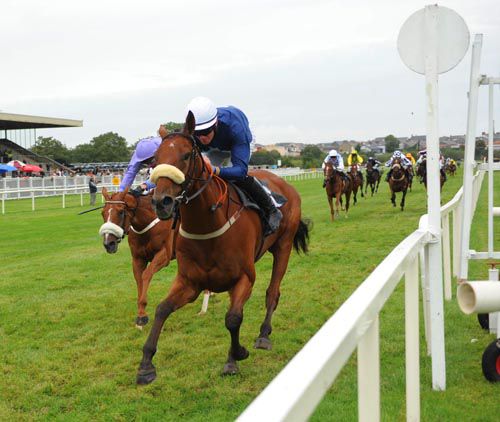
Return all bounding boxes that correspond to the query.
[158,125,168,139]
[123,187,129,195]
[183,111,196,136]
[102,187,109,199]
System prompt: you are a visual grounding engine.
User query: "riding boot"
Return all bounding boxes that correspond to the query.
[322,179,326,188]
[385,169,392,181]
[235,176,283,236]
[441,168,447,182]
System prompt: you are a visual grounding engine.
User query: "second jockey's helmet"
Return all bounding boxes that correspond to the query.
[394,151,402,158]
[329,149,338,157]
[186,96,218,131]
[134,137,161,162]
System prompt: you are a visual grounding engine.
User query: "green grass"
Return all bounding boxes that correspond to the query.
[0,170,498,421]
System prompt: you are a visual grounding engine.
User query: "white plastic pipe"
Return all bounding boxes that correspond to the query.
[457,281,500,314]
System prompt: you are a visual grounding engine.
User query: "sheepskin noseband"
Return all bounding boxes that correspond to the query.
[99,222,124,239]
[150,164,186,185]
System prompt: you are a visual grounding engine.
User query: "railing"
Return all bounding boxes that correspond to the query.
[0,170,322,214]
[238,170,485,422]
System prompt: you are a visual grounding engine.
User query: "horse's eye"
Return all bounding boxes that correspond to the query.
[183,152,190,160]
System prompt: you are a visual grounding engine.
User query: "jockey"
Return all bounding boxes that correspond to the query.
[186,96,282,235]
[385,150,412,181]
[119,136,161,194]
[405,152,416,166]
[367,156,382,170]
[322,149,348,187]
[347,147,364,185]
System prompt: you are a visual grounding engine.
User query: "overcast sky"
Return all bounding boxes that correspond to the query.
[2,0,500,148]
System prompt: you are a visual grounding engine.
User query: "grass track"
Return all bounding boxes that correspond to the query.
[0,169,498,421]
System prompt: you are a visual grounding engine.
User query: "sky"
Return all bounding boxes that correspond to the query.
[2,0,500,148]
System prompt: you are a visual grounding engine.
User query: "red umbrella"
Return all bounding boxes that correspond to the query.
[7,160,25,169]
[21,164,43,173]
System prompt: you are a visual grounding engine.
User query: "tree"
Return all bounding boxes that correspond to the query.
[300,145,323,169]
[475,139,487,160]
[249,150,280,165]
[162,121,183,132]
[385,134,399,153]
[30,136,70,163]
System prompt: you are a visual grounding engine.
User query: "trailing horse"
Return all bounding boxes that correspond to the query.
[387,158,409,211]
[446,162,457,176]
[136,114,310,384]
[348,163,364,204]
[364,161,381,196]
[99,188,177,328]
[416,158,445,190]
[324,162,352,221]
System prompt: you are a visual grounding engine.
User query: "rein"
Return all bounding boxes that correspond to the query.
[102,196,158,236]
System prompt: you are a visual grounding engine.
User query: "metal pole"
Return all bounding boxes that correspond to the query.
[459,34,483,280]
[424,5,446,390]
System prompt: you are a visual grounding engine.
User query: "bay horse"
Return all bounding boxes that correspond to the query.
[365,161,381,196]
[136,113,310,384]
[324,162,352,221]
[387,158,409,211]
[416,159,445,190]
[99,188,177,328]
[446,161,457,176]
[348,163,364,204]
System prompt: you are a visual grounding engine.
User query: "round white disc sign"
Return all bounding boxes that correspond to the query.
[397,5,469,75]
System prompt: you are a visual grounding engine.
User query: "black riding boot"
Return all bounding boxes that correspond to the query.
[235,176,283,236]
[385,169,392,181]
[441,168,447,182]
[322,179,327,188]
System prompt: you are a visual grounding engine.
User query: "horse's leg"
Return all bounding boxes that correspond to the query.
[391,190,396,207]
[352,187,357,205]
[135,249,169,328]
[401,189,407,211]
[255,239,293,350]
[131,258,148,326]
[223,274,254,375]
[335,194,341,217]
[360,178,364,198]
[344,191,351,217]
[327,195,334,221]
[137,278,200,385]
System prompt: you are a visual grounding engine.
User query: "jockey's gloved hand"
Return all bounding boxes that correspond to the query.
[130,185,145,197]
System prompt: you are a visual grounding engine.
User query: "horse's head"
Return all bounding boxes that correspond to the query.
[99,187,138,253]
[150,113,207,220]
[350,163,358,174]
[324,162,335,181]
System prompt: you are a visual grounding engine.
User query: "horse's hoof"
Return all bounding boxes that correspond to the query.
[222,362,239,376]
[135,316,149,327]
[235,346,250,361]
[136,367,156,385]
[254,337,272,350]
[135,324,143,331]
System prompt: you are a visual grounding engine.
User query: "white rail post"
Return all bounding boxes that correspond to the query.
[405,255,420,422]
[423,5,446,390]
[442,213,452,300]
[2,192,4,215]
[357,315,380,422]
[488,266,499,336]
[488,80,494,256]
[452,204,462,277]
[459,34,483,281]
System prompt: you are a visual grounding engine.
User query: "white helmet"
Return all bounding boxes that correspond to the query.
[328,149,338,157]
[394,150,402,158]
[186,96,218,131]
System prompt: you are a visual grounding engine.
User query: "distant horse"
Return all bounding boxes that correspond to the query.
[136,114,310,384]
[365,161,381,196]
[324,162,352,221]
[99,188,177,328]
[416,159,445,190]
[348,163,364,204]
[446,162,457,176]
[387,158,409,211]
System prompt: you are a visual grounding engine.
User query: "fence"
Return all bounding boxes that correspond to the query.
[0,169,323,214]
[238,169,485,422]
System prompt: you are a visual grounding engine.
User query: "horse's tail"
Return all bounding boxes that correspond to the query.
[293,218,312,254]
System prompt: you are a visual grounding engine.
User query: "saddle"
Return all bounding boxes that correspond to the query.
[231,181,287,230]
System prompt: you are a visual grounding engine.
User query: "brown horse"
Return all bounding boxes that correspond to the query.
[324,162,352,221]
[99,188,177,328]
[348,163,364,204]
[365,161,381,196]
[136,114,310,384]
[416,159,445,190]
[446,162,457,176]
[387,158,409,211]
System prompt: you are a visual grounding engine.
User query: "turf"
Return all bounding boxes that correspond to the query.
[0,169,498,421]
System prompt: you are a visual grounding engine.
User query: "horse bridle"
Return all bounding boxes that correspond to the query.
[101,195,139,240]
